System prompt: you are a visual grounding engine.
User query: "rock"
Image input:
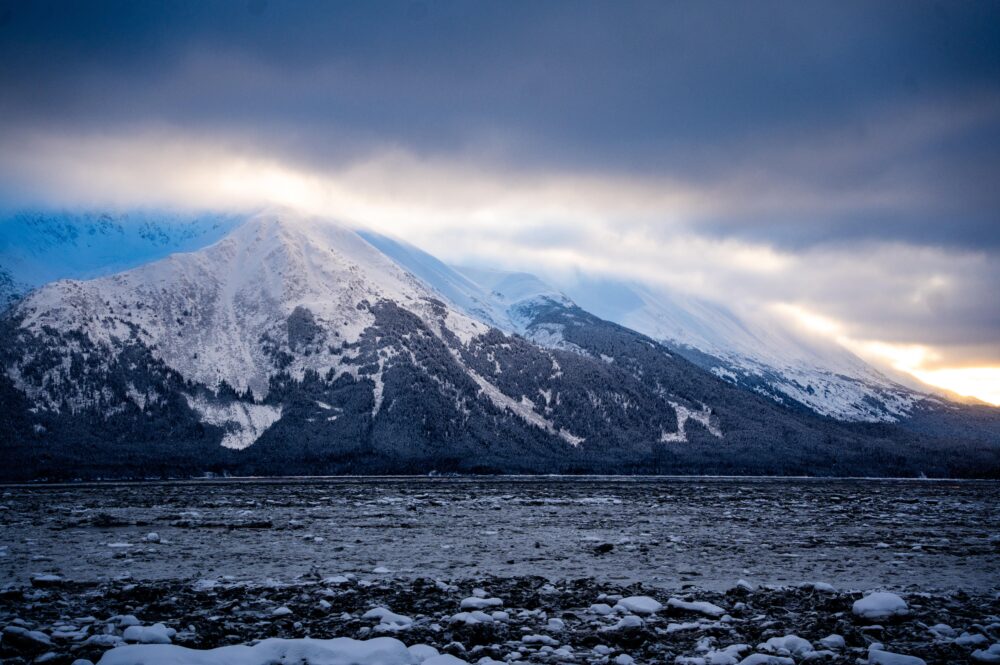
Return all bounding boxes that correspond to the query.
[593,543,614,555]
[2,625,53,652]
[30,574,65,588]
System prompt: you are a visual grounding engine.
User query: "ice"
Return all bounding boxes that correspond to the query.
[96,636,434,665]
[614,596,663,615]
[667,598,726,617]
[122,624,175,645]
[271,606,293,617]
[852,592,909,620]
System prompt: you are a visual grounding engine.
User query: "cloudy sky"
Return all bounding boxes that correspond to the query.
[1,1,998,403]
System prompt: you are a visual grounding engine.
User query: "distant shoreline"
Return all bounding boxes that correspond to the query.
[3,473,997,488]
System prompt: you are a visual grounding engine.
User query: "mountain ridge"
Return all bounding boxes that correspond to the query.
[1,211,997,480]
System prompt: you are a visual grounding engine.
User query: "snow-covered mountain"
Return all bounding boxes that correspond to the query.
[0,211,932,424]
[556,277,926,423]
[1,211,996,480]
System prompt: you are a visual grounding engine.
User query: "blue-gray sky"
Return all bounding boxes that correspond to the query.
[0,0,998,400]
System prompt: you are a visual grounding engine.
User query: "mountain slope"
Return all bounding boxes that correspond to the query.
[531,276,925,423]
[1,212,997,480]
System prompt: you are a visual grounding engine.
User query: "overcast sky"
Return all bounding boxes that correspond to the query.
[0,1,998,402]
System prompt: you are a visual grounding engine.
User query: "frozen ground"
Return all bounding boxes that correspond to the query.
[1,478,998,664]
[0,477,997,592]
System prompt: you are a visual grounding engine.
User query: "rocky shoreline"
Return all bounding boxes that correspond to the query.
[2,574,999,664]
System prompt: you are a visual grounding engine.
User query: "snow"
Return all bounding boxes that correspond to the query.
[852,592,909,621]
[96,636,440,665]
[660,402,723,443]
[185,396,282,450]
[667,598,726,617]
[614,596,663,615]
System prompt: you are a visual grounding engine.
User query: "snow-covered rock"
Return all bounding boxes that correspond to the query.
[362,608,413,629]
[667,597,726,617]
[459,597,502,610]
[973,644,1000,663]
[852,592,909,621]
[614,596,663,615]
[759,635,812,657]
[96,636,426,665]
[818,634,845,650]
[122,623,174,645]
[867,648,926,665]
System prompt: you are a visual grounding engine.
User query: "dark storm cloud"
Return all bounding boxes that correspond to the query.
[1,0,998,249]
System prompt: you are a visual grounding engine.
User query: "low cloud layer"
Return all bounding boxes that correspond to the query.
[0,1,998,401]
